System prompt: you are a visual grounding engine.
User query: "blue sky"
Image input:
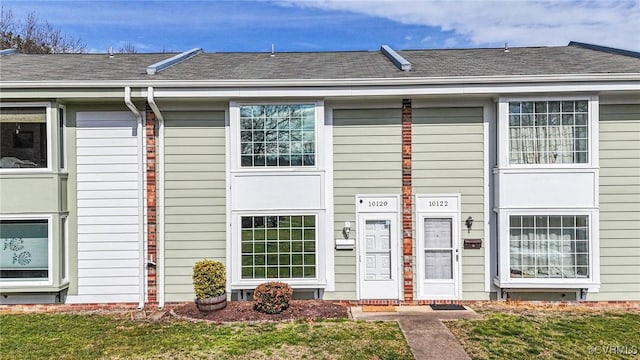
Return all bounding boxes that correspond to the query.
[3,0,640,53]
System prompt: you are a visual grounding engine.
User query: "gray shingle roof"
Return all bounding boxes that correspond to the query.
[1,44,639,83]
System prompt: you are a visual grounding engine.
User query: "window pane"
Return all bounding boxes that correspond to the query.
[239,104,315,167]
[509,215,589,279]
[508,100,589,165]
[240,215,316,279]
[0,108,47,168]
[0,220,49,279]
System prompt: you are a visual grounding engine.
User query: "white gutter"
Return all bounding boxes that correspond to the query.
[124,86,146,311]
[2,73,640,89]
[147,86,165,310]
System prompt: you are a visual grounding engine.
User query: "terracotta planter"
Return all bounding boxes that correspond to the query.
[195,293,227,312]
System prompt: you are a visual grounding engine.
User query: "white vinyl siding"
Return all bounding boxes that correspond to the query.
[74,112,141,302]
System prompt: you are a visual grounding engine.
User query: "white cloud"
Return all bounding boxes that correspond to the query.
[275,0,640,50]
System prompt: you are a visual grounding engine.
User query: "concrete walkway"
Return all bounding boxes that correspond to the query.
[351,306,481,360]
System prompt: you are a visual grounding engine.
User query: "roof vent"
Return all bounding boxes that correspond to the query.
[380,44,411,71]
[146,48,203,75]
[0,49,18,56]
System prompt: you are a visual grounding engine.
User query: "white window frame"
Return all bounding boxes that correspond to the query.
[0,102,53,173]
[496,209,600,291]
[0,214,54,287]
[230,211,326,289]
[60,215,69,284]
[498,96,599,169]
[229,101,324,172]
[58,105,67,172]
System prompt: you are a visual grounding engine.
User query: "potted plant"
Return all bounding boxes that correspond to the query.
[192,259,227,312]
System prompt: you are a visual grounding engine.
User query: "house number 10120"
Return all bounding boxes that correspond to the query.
[368,201,388,207]
[428,200,449,207]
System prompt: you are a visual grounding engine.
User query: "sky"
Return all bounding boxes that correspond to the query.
[2,0,640,53]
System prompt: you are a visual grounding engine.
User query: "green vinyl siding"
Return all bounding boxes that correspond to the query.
[327,108,401,300]
[163,111,226,302]
[412,107,487,299]
[594,104,640,300]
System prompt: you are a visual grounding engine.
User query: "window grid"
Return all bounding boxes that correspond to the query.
[509,100,588,164]
[241,215,316,279]
[240,104,315,167]
[509,215,589,279]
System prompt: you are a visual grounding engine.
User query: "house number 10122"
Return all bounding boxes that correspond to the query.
[428,200,449,207]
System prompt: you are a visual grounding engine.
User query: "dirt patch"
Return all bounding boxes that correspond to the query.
[170,300,350,323]
[469,301,636,316]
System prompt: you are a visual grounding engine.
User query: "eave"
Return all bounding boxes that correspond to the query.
[1,73,639,89]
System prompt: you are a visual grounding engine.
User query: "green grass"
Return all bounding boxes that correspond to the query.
[0,314,413,360]
[447,311,640,360]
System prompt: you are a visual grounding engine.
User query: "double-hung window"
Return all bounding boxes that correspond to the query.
[508,100,588,165]
[231,102,325,287]
[241,215,316,280]
[0,107,48,169]
[496,97,599,290]
[239,104,315,167]
[509,215,589,279]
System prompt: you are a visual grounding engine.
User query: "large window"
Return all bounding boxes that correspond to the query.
[240,104,315,167]
[509,100,588,164]
[0,219,49,279]
[509,215,589,279]
[0,107,48,168]
[241,215,316,279]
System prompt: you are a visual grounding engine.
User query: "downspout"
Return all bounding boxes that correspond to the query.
[147,87,165,310]
[125,86,146,311]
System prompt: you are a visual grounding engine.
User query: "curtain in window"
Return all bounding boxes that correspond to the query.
[510,125,574,164]
[510,216,577,279]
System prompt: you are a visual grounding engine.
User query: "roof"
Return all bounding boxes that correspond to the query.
[1,43,639,84]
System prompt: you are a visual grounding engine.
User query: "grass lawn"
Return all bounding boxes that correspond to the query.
[0,313,413,360]
[447,310,640,360]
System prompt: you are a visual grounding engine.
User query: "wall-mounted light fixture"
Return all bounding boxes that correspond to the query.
[465,216,474,233]
[342,222,351,239]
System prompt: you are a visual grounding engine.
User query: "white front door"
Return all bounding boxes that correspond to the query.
[420,216,460,299]
[359,214,399,299]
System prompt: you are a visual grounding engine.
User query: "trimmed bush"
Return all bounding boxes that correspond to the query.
[192,259,226,299]
[253,281,293,314]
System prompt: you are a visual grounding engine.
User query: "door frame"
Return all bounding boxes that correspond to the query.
[415,194,462,300]
[355,195,402,300]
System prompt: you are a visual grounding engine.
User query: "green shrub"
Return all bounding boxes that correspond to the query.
[192,259,226,299]
[253,281,293,314]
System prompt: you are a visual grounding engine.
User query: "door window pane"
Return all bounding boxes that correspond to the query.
[424,218,452,248]
[425,250,453,279]
[364,220,391,280]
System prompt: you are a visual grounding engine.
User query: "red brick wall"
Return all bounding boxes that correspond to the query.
[145,105,157,305]
[402,99,413,301]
